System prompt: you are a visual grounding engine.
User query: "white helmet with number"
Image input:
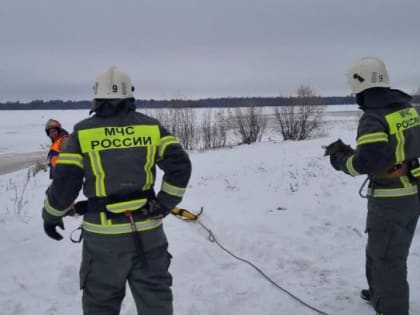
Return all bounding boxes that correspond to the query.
[93,66,134,99]
[345,56,390,94]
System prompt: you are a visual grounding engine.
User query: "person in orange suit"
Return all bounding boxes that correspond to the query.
[45,119,69,179]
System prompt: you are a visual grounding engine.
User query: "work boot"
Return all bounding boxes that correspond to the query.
[360,289,371,301]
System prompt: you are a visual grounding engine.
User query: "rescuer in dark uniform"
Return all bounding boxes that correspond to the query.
[42,66,191,315]
[329,56,420,315]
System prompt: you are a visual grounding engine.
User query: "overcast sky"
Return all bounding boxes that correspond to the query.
[0,0,419,102]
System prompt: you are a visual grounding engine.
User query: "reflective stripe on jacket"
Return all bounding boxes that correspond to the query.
[44,107,191,234]
[341,88,420,197]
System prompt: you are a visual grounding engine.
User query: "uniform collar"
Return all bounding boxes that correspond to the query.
[357,87,412,110]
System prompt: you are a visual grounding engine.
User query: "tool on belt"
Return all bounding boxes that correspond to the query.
[124,210,148,267]
[171,206,203,221]
[374,163,408,179]
[68,201,203,243]
[69,200,202,219]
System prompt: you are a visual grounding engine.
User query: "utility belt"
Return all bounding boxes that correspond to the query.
[374,163,408,179]
[365,159,420,198]
[88,189,155,218]
[374,159,420,180]
[82,189,162,235]
[408,159,420,180]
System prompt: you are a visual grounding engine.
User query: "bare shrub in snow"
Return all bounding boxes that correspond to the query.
[6,169,32,220]
[200,109,230,150]
[229,106,267,144]
[32,160,48,176]
[274,85,326,140]
[153,105,199,150]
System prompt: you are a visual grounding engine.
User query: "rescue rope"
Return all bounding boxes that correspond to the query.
[175,208,329,315]
[358,176,369,198]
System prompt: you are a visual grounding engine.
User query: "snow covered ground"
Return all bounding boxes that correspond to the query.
[1,106,420,315]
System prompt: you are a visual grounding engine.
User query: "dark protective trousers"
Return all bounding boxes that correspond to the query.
[365,194,419,315]
[80,226,173,315]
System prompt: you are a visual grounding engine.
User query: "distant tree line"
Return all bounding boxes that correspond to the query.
[0,92,418,110]
[0,96,357,110]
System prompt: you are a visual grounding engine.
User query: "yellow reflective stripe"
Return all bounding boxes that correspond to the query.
[100,212,108,225]
[385,107,420,134]
[411,166,420,178]
[345,155,360,177]
[385,108,419,163]
[161,180,186,197]
[105,198,148,214]
[56,153,84,169]
[78,125,160,153]
[367,185,418,197]
[89,151,106,197]
[356,132,388,145]
[158,136,179,160]
[400,176,411,188]
[82,218,162,234]
[143,146,156,190]
[44,197,70,217]
[395,131,406,163]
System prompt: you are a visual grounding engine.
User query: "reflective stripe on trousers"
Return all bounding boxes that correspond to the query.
[367,185,418,198]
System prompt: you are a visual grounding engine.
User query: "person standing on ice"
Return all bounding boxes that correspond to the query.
[41,66,191,315]
[44,118,69,179]
[328,56,420,315]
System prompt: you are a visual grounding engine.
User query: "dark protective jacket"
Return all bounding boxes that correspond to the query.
[337,88,420,197]
[43,101,191,234]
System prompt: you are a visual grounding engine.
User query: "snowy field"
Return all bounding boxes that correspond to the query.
[0,105,358,154]
[1,106,420,315]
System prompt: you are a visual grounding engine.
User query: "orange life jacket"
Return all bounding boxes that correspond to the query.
[48,135,68,167]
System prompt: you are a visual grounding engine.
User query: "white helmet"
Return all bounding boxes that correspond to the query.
[345,56,390,94]
[93,66,134,99]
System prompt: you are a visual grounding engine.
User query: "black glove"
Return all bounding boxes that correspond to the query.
[324,139,355,156]
[43,219,65,241]
[330,152,347,171]
[144,200,171,218]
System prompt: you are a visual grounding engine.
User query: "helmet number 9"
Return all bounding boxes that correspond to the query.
[112,84,118,93]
